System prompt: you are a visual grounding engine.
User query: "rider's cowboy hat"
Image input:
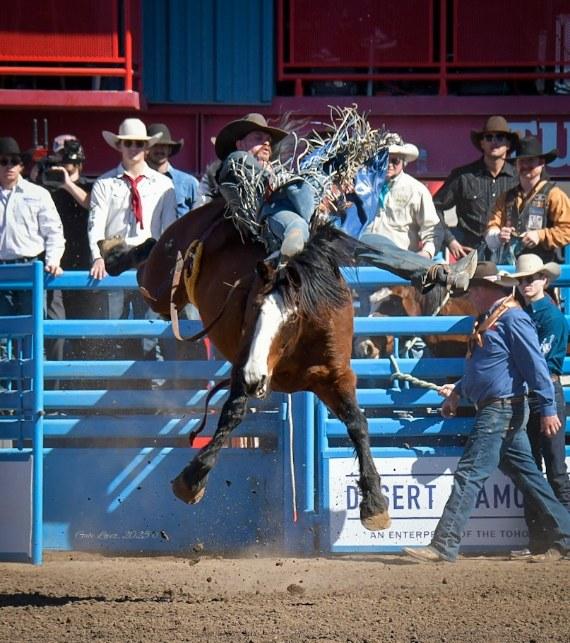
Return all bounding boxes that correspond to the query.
[214,113,288,160]
[147,123,184,155]
[102,118,163,151]
[386,133,419,163]
[514,135,558,165]
[470,261,518,289]
[470,115,519,150]
[509,253,561,283]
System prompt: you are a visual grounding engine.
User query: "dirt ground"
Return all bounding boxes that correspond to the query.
[0,551,568,643]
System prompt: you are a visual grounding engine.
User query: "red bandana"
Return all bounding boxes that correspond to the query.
[123,174,145,229]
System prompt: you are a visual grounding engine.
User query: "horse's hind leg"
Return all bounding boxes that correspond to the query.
[316,379,391,530]
[171,379,248,504]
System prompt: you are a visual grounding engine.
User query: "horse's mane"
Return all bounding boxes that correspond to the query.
[277,223,359,317]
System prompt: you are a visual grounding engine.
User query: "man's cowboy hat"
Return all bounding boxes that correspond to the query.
[102,118,163,150]
[214,113,288,160]
[147,123,184,155]
[385,133,419,163]
[0,137,22,157]
[470,115,519,150]
[470,261,518,289]
[514,135,558,165]
[509,253,561,283]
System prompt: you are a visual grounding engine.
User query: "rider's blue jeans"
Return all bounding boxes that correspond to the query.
[431,399,570,561]
[359,233,435,281]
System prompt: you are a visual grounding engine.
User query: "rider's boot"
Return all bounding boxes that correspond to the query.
[420,249,478,295]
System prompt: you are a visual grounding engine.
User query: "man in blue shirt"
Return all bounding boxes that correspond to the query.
[146,123,200,218]
[403,262,570,562]
[510,254,570,558]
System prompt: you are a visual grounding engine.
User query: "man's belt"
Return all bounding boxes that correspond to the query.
[0,256,35,264]
[475,395,527,412]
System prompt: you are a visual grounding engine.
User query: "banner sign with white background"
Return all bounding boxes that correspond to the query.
[327,456,568,551]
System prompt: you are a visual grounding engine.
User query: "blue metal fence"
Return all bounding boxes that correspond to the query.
[1,264,569,560]
[0,262,44,564]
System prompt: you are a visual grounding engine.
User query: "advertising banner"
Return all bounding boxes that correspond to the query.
[327,456,542,551]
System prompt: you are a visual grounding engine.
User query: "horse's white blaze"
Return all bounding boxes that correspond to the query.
[243,292,293,397]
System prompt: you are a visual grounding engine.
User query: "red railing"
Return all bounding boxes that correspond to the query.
[0,0,137,91]
[277,0,570,96]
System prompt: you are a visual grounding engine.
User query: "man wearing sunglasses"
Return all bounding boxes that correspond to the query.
[89,118,177,281]
[433,116,519,259]
[88,119,177,366]
[509,255,570,560]
[0,136,65,315]
[361,135,440,260]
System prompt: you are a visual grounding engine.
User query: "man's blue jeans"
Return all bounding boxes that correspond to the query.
[431,399,570,561]
[524,381,570,551]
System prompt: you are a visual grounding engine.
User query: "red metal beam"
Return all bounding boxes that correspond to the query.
[0,90,140,110]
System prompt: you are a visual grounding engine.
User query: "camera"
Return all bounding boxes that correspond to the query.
[43,168,66,184]
[38,139,85,187]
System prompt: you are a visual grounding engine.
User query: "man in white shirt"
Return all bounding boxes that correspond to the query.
[89,118,176,280]
[361,136,440,259]
[0,136,65,315]
[88,119,177,366]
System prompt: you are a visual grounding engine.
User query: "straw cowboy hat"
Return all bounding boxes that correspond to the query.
[147,123,184,155]
[470,115,519,150]
[214,113,288,160]
[514,135,558,165]
[102,118,163,150]
[509,253,561,283]
[470,261,518,289]
[386,133,419,163]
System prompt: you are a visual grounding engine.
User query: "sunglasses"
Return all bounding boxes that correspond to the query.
[121,140,146,149]
[518,273,545,284]
[0,157,22,167]
[388,157,403,166]
[482,134,507,143]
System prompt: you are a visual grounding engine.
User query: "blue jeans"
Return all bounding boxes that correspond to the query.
[261,181,315,255]
[358,233,451,293]
[524,382,570,551]
[431,399,570,561]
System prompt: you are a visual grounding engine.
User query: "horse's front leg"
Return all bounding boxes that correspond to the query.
[316,381,391,530]
[171,379,248,504]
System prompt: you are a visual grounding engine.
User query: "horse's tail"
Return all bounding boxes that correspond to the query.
[99,237,157,276]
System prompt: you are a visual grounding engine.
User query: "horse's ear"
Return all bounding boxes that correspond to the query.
[256,260,276,284]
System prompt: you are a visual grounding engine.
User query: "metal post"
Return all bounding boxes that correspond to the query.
[31,261,44,565]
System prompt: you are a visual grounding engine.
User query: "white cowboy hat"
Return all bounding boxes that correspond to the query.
[509,254,561,282]
[387,135,419,163]
[102,118,163,150]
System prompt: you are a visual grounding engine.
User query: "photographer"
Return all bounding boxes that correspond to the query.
[43,135,104,368]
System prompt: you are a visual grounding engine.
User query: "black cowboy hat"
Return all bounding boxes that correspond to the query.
[470,115,519,151]
[514,135,558,165]
[0,137,22,157]
[470,261,517,289]
[147,123,184,155]
[214,113,288,160]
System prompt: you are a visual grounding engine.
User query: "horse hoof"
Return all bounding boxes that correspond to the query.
[361,511,391,531]
[171,474,206,505]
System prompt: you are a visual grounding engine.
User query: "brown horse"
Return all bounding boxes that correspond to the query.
[354,285,477,359]
[107,197,391,531]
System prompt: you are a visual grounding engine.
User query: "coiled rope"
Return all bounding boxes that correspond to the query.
[389,288,452,392]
